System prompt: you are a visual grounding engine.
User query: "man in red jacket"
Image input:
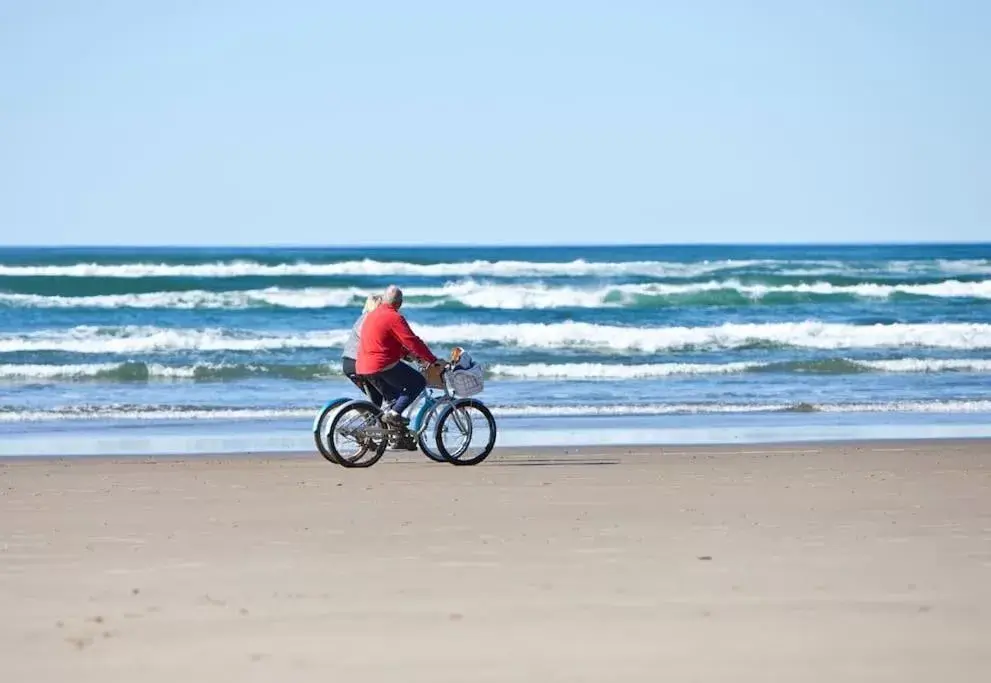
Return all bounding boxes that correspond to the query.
[356,285,444,426]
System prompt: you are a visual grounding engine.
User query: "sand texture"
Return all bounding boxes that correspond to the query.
[2,441,991,681]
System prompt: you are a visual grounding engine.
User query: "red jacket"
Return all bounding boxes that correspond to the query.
[355,305,438,374]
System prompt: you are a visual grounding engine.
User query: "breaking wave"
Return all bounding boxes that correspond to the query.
[4,321,991,355]
[2,356,990,383]
[489,358,991,379]
[1,258,990,280]
[3,400,991,423]
[0,361,342,381]
[3,278,991,309]
[0,259,775,279]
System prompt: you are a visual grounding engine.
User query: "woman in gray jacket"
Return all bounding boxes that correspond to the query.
[341,295,383,407]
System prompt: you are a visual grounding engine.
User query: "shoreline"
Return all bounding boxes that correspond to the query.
[2,436,991,464]
[3,410,991,459]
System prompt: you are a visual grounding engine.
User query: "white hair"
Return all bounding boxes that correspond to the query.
[382,284,403,306]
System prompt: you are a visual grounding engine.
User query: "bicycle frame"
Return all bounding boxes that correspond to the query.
[315,362,478,439]
[356,385,455,441]
[409,386,453,434]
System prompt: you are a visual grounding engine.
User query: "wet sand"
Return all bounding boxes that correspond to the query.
[2,440,991,681]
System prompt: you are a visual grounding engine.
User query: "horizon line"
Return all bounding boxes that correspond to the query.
[2,240,990,250]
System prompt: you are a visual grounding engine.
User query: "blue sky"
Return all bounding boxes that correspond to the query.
[1,1,988,246]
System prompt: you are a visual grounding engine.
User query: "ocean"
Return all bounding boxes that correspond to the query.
[2,243,991,456]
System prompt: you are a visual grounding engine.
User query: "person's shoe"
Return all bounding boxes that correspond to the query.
[381,410,409,427]
[389,432,418,451]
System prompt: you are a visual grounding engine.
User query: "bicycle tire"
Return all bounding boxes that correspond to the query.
[328,401,389,468]
[313,398,350,464]
[416,401,447,462]
[435,399,497,466]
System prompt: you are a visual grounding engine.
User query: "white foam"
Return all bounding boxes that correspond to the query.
[0,288,362,310]
[0,259,766,279]
[416,321,991,352]
[4,279,991,310]
[489,359,991,378]
[490,404,785,417]
[0,326,350,354]
[3,357,990,382]
[861,358,991,373]
[489,362,760,379]
[495,400,991,416]
[2,258,989,279]
[0,363,197,379]
[0,363,121,379]
[4,400,991,423]
[935,259,991,275]
[744,279,991,299]
[0,362,344,380]
[4,321,991,355]
[0,406,315,423]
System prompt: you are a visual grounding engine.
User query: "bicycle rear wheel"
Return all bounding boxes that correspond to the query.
[435,399,497,466]
[314,398,349,464]
[329,402,389,468]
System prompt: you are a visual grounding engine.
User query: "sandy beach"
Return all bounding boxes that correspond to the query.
[2,440,990,682]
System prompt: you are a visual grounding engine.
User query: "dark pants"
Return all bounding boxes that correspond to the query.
[341,357,383,408]
[364,361,426,415]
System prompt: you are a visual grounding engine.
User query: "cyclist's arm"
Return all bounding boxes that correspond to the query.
[392,315,438,365]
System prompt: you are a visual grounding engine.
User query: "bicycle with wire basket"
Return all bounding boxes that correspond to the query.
[313,348,496,468]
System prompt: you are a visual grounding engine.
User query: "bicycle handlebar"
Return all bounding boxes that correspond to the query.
[416,360,451,371]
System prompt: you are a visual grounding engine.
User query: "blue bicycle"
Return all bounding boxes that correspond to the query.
[313,356,496,468]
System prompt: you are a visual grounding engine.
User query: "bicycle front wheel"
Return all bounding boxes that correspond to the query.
[416,402,447,463]
[435,399,497,466]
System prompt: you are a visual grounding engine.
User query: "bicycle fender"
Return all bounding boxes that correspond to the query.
[311,397,350,433]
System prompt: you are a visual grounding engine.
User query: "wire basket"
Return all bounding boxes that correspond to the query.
[447,363,485,397]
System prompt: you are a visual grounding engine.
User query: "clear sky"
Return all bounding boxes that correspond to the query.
[1,1,988,247]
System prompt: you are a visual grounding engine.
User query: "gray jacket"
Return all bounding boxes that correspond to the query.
[341,312,368,360]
